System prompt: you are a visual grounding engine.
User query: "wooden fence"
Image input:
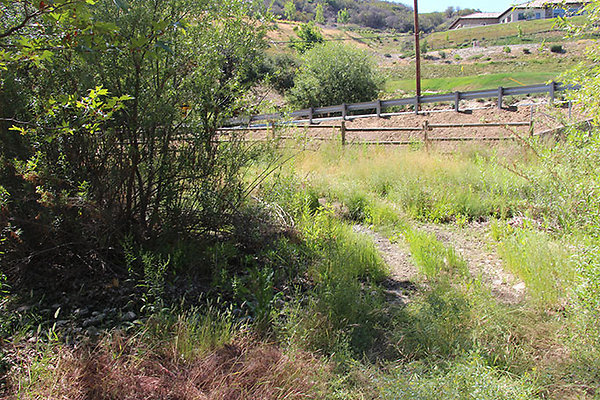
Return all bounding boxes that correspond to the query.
[218,120,534,146]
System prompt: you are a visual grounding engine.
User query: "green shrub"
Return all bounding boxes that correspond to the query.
[290,22,324,54]
[260,53,300,92]
[503,46,511,53]
[288,42,382,108]
[550,44,564,53]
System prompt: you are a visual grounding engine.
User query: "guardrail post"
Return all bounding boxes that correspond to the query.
[497,87,504,110]
[454,91,460,112]
[342,103,347,120]
[340,120,346,146]
[414,96,420,115]
[549,81,556,104]
[308,107,314,125]
[376,100,382,118]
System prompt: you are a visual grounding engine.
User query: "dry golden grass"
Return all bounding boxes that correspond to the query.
[6,332,328,400]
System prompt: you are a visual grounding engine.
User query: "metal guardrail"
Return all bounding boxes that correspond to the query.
[226,81,578,127]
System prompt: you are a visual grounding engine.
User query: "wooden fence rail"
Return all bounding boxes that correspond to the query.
[217,120,536,146]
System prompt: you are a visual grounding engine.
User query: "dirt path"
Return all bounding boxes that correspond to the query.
[419,222,525,304]
[353,219,525,304]
[352,225,418,305]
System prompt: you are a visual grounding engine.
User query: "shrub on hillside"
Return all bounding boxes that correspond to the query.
[550,44,564,53]
[288,42,382,108]
[290,22,324,54]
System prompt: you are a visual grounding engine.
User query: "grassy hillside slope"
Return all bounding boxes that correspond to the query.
[426,16,588,49]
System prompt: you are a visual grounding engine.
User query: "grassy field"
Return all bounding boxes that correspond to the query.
[385,71,559,93]
[382,54,579,94]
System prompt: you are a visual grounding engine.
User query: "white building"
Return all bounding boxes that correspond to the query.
[449,0,589,29]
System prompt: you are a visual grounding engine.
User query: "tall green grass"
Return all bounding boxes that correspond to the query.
[402,228,468,279]
[285,144,532,225]
[379,353,540,399]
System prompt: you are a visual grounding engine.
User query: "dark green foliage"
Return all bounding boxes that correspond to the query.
[0,0,268,304]
[550,44,564,53]
[288,42,382,108]
[260,53,300,92]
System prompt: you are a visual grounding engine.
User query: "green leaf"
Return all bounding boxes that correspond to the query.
[112,0,129,11]
[155,40,174,54]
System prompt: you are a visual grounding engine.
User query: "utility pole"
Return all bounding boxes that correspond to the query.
[413,0,421,98]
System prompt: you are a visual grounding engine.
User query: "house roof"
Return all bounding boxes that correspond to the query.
[459,12,502,19]
[448,12,501,29]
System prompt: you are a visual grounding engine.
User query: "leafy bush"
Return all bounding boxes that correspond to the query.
[288,42,382,108]
[503,46,512,53]
[550,44,564,53]
[260,53,300,92]
[0,0,268,292]
[290,22,324,54]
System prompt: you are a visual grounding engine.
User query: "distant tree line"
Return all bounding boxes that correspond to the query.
[267,0,479,32]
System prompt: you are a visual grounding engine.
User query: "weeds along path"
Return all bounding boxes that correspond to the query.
[418,222,525,304]
[352,225,418,304]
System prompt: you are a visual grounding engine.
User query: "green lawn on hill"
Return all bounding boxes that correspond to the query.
[385,71,559,93]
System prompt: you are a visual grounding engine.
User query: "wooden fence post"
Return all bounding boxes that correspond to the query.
[414,95,420,115]
[423,120,430,152]
[497,86,504,110]
[340,120,346,146]
[549,81,556,104]
[529,106,535,137]
[342,103,347,120]
[269,121,278,140]
[454,91,460,112]
[376,99,382,118]
[308,107,314,125]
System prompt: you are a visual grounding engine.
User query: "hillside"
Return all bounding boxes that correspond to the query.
[426,15,589,49]
[267,0,478,32]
